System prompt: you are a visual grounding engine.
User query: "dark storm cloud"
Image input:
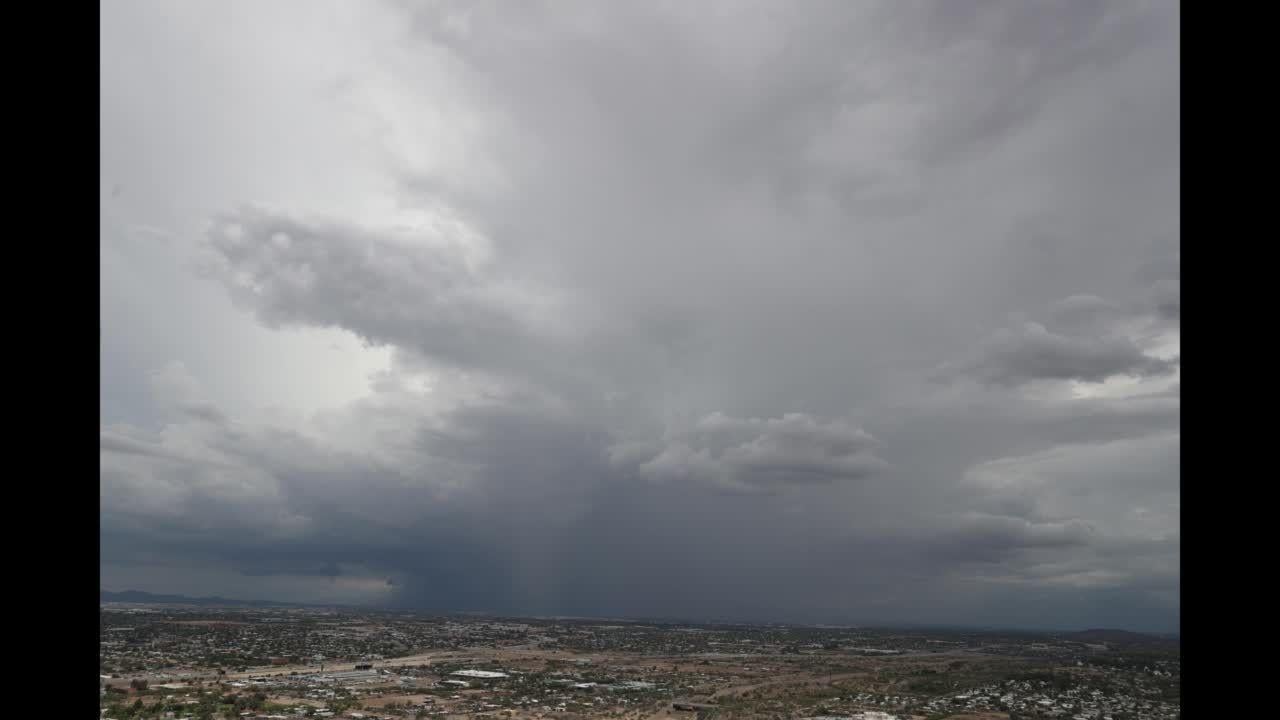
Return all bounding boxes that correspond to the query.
[203,208,535,374]
[101,370,1177,628]
[100,0,1179,630]
[948,321,1176,386]
[927,515,1096,565]
[892,0,1164,164]
[1048,295,1122,329]
[180,403,227,424]
[616,412,887,490]
[101,430,173,460]
[1138,254,1181,324]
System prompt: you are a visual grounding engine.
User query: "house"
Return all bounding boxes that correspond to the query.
[450,669,509,679]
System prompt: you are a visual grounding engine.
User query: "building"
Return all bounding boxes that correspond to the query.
[450,669,509,679]
[611,681,656,691]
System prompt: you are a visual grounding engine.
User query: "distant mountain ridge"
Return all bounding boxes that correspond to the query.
[100,591,1178,637]
[1064,628,1179,645]
[100,589,299,608]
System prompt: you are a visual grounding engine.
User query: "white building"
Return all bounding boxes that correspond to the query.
[450,669,509,679]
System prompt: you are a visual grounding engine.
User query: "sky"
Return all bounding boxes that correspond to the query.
[100,0,1179,632]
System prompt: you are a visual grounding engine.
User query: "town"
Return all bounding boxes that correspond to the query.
[101,603,1180,720]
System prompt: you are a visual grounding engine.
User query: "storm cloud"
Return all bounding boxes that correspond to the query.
[101,0,1179,630]
[947,320,1177,386]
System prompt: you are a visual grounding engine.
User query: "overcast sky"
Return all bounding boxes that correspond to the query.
[100,0,1179,632]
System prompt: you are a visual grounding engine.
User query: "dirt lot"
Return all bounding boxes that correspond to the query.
[215,645,603,681]
[119,645,1040,720]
